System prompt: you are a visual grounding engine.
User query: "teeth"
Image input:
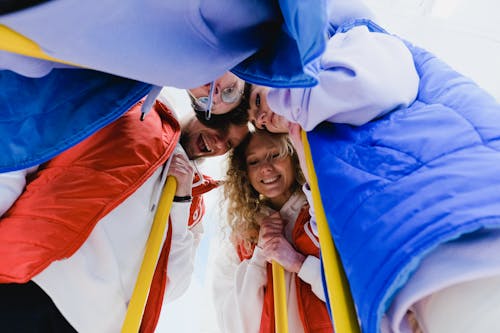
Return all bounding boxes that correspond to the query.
[201,134,212,153]
[262,176,279,184]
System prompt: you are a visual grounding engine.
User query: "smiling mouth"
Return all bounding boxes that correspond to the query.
[261,176,280,184]
[197,134,212,154]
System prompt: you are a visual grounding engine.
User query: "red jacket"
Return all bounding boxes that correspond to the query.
[0,100,217,332]
[239,205,333,333]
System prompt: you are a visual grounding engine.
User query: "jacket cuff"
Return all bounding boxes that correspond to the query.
[298,255,321,285]
[169,202,191,237]
[249,246,268,268]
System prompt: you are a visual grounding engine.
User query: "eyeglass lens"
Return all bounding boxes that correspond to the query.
[195,86,241,109]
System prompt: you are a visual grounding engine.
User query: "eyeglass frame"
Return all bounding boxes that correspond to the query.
[188,81,244,120]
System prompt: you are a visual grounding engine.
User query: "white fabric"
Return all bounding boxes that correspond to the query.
[0,165,38,216]
[33,155,202,332]
[298,256,324,302]
[326,0,376,27]
[165,202,204,301]
[212,192,324,333]
[302,183,318,236]
[382,228,500,333]
[33,167,165,333]
[412,275,500,333]
[267,25,419,131]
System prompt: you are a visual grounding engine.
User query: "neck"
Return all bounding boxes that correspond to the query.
[268,191,293,211]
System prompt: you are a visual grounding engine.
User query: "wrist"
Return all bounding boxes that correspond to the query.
[173,195,192,203]
[292,253,306,273]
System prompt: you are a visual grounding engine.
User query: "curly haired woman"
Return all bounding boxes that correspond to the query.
[211,129,333,333]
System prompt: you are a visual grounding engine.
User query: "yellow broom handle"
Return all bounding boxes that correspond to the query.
[272,261,289,333]
[121,176,177,333]
[0,24,79,66]
[301,130,360,333]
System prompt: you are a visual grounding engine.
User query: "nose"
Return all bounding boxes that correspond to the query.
[199,83,211,94]
[211,85,222,105]
[211,134,230,155]
[259,160,274,173]
[254,109,267,130]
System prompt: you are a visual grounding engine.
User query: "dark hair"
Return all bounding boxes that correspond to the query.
[192,82,251,130]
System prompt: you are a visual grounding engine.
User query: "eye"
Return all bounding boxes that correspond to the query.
[255,93,261,108]
[268,152,281,161]
[222,85,242,104]
[247,159,259,166]
[224,86,235,95]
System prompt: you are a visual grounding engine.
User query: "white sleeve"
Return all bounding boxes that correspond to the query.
[267,25,419,130]
[212,241,268,333]
[163,201,204,302]
[297,255,326,302]
[302,183,318,237]
[0,166,39,216]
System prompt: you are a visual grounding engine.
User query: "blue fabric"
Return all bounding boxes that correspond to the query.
[0,68,151,172]
[307,42,500,332]
[232,0,328,88]
[1,0,327,89]
[0,0,327,172]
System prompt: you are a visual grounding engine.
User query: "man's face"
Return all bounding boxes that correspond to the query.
[180,115,249,160]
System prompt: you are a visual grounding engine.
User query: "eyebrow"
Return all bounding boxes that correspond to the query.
[245,153,257,160]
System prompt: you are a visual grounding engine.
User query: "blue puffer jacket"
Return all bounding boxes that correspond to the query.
[307,42,500,332]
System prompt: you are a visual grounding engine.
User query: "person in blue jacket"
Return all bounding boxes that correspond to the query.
[195,3,500,333]
[257,22,500,333]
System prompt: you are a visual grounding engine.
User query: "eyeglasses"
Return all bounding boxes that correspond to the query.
[189,82,244,120]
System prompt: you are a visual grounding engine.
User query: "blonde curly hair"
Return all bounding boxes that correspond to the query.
[223,129,305,251]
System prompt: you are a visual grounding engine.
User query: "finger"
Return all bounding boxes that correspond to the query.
[260,222,283,231]
[259,228,283,240]
[261,217,284,228]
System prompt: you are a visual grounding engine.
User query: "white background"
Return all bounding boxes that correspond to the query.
[156,1,500,331]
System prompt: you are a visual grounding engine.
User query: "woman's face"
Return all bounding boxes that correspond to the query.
[188,72,245,115]
[245,132,295,209]
[248,85,289,133]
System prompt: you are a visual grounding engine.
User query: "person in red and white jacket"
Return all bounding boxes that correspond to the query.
[212,129,333,333]
[0,94,248,332]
